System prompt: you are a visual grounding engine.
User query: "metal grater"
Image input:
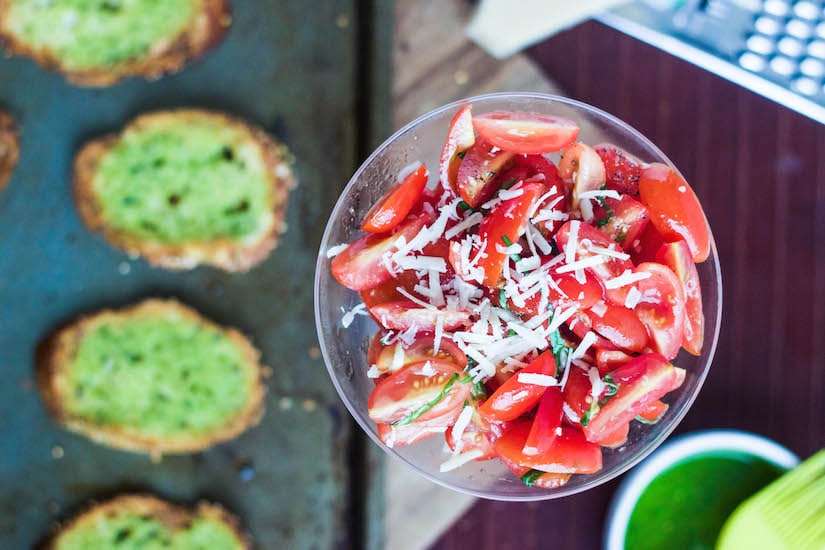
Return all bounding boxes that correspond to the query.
[598,0,825,124]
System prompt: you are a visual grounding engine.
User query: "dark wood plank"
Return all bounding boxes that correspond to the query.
[431,19,825,550]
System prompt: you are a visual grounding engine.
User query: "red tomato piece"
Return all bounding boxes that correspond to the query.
[360,269,422,309]
[456,138,517,207]
[369,333,468,376]
[368,300,471,333]
[499,452,532,477]
[594,195,650,251]
[368,359,470,425]
[377,412,455,447]
[638,163,711,262]
[586,301,649,353]
[494,421,602,474]
[555,220,636,306]
[583,354,678,443]
[636,399,669,424]
[478,350,556,422]
[445,408,497,460]
[598,421,630,449]
[512,268,604,318]
[634,263,687,360]
[595,349,633,375]
[331,214,427,291]
[361,163,429,233]
[477,181,545,287]
[473,111,580,155]
[559,143,606,213]
[440,104,475,191]
[630,222,667,264]
[523,386,564,457]
[562,365,596,422]
[530,472,572,489]
[594,143,643,197]
[566,311,620,352]
[656,240,704,356]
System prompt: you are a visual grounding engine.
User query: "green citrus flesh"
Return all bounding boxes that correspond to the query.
[93,117,272,244]
[5,0,197,71]
[64,310,255,439]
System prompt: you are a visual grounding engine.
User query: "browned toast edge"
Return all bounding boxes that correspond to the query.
[0,0,231,87]
[36,299,267,458]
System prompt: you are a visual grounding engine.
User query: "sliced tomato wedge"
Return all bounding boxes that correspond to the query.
[629,221,667,264]
[369,333,468,376]
[566,312,620,352]
[456,138,517,207]
[445,408,497,460]
[377,413,454,447]
[634,263,686,360]
[360,268,422,309]
[636,399,669,424]
[473,111,579,155]
[368,359,470,425]
[598,421,630,448]
[559,143,606,213]
[638,163,711,262]
[595,348,633,375]
[656,240,704,356]
[523,386,564,456]
[594,143,643,197]
[368,300,471,333]
[440,104,475,192]
[594,195,650,251]
[555,220,636,306]
[331,214,427,291]
[586,301,649,353]
[512,268,604,318]
[477,181,545,286]
[494,421,602,474]
[361,163,429,233]
[562,365,595,422]
[478,350,556,422]
[583,354,678,443]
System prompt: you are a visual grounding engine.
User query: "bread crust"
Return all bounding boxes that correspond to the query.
[73,109,296,272]
[36,299,267,458]
[0,109,19,191]
[0,0,231,87]
[44,494,251,549]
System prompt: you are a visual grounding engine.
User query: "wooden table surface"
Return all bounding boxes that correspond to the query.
[431,19,825,550]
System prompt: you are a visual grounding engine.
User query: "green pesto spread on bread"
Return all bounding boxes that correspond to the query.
[48,495,249,550]
[74,110,295,271]
[93,117,272,244]
[3,0,197,71]
[37,299,266,455]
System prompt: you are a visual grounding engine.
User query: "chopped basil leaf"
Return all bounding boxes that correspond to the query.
[580,399,600,427]
[499,288,509,309]
[394,373,460,426]
[615,227,627,243]
[507,329,517,337]
[471,381,487,400]
[501,235,522,262]
[457,200,473,212]
[521,469,545,486]
[548,316,572,371]
[500,177,519,190]
[595,215,611,228]
[595,184,615,228]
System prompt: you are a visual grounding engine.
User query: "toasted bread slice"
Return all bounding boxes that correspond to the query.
[74,109,295,272]
[0,109,19,191]
[45,494,251,549]
[36,299,266,458]
[0,0,230,87]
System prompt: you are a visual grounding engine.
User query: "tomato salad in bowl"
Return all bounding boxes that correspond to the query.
[315,93,721,499]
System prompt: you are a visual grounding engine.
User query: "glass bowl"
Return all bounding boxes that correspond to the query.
[314,92,722,500]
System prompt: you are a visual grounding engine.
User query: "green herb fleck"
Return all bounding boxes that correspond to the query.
[394,373,460,426]
[595,184,615,227]
[471,381,487,400]
[457,200,473,212]
[500,178,519,190]
[507,329,517,337]
[615,227,628,243]
[499,288,509,309]
[501,235,522,263]
[521,469,545,486]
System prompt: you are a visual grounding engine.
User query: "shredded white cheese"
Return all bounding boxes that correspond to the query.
[517,373,558,386]
[577,189,621,200]
[341,303,368,328]
[439,449,485,472]
[450,405,476,452]
[604,269,652,290]
[556,254,607,273]
[444,211,484,240]
[625,286,643,309]
[325,243,349,258]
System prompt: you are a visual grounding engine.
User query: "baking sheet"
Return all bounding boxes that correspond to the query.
[0,1,365,547]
